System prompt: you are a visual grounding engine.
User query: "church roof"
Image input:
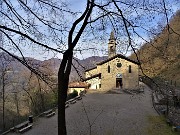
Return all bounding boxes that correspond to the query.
[68,81,89,88]
[85,54,140,72]
[83,73,101,81]
[85,66,97,72]
[97,54,140,65]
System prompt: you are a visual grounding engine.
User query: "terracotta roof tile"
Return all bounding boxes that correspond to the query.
[85,66,97,72]
[68,81,89,88]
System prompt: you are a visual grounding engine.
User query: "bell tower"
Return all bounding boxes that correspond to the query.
[108,31,116,58]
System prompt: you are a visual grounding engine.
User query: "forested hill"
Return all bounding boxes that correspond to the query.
[130,10,180,86]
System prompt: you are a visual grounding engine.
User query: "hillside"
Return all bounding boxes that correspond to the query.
[131,10,180,86]
[0,53,106,84]
[1,11,179,86]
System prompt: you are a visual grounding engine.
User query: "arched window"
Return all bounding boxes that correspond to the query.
[108,65,110,73]
[129,65,132,73]
[110,46,113,52]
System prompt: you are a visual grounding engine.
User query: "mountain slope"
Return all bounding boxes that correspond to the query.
[131,10,180,86]
[0,53,106,82]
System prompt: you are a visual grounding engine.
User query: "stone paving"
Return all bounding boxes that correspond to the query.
[8,84,158,135]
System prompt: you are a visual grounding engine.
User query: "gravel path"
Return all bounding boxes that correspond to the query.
[8,84,157,135]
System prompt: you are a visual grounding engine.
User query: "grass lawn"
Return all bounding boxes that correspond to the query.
[146,115,179,135]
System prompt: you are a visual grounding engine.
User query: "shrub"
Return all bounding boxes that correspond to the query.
[67,90,78,100]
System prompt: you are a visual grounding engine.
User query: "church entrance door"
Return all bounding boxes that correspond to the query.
[116,78,122,89]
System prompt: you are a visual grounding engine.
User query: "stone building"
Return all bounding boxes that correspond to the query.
[68,81,89,95]
[84,32,140,91]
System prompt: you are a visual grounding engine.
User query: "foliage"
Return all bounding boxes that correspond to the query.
[146,115,179,135]
[177,54,180,59]
[0,106,27,134]
[66,90,78,101]
[44,90,58,109]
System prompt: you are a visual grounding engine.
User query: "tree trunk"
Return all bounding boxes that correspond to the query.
[2,73,5,130]
[38,79,45,111]
[58,83,67,134]
[58,50,73,135]
[57,1,94,134]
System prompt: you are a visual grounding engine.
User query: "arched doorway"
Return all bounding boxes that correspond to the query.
[116,73,123,89]
[116,78,122,88]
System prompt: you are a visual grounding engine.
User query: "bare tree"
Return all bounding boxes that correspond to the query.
[0,0,179,134]
[0,53,12,131]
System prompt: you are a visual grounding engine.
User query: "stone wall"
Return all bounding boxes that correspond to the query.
[85,68,98,78]
[86,77,101,89]
[100,57,139,91]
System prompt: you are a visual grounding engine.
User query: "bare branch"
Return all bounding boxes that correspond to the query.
[0,25,63,53]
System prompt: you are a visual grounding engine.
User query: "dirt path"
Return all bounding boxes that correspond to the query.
[8,84,157,135]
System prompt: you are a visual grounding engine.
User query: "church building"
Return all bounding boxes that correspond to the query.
[84,32,140,91]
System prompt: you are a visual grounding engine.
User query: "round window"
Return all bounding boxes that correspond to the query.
[117,63,122,67]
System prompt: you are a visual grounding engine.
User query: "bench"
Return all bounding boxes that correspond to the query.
[19,124,32,133]
[172,126,180,132]
[15,121,32,133]
[65,104,69,108]
[75,95,82,100]
[65,101,69,105]
[65,101,70,108]
[15,121,29,130]
[68,99,76,104]
[43,109,56,118]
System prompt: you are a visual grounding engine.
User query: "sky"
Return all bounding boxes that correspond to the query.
[1,0,180,61]
[51,0,180,60]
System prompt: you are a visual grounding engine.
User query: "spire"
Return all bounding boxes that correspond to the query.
[108,31,116,58]
[109,31,115,40]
